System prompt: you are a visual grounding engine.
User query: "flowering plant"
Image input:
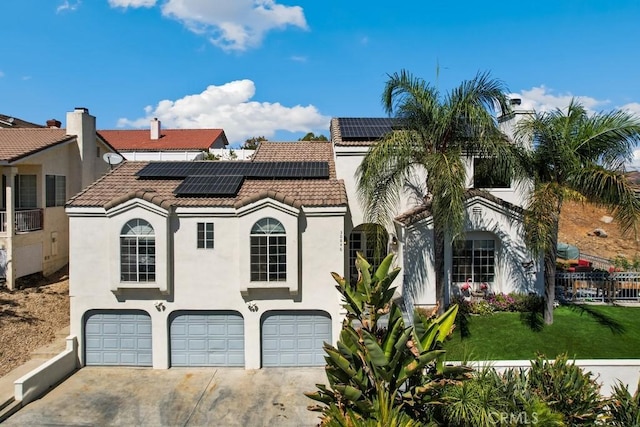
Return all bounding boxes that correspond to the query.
[460,283,471,291]
[480,283,488,291]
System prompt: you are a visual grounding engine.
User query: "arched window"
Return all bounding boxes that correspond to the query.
[250,218,286,282]
[120,219,156,282]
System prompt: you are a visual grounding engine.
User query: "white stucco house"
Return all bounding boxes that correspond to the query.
[66,141,348,369]
[0,108,117,289]
[99,119,230,161]
[65,100,542,370]
[331,101,543,310]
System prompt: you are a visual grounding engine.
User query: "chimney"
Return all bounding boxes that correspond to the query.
[150,118,161,140]
[46,119,62,128]
[66,107,97,189]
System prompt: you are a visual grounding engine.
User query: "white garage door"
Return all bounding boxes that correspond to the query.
[85,311,152,366]
[261,311,331,367]
[170,311,244,367]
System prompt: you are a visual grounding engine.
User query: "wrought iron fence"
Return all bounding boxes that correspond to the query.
[555,271,640,303]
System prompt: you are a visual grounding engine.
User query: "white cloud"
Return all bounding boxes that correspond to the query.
[510,86,608,114]
[290,55,307,62]
[108,0,156,7]
[0,71,4,78]
[117,79,329,144]
[108,0,308,51]
[630,150,640,170]
[621,102,640,117]
[56,0,81,13]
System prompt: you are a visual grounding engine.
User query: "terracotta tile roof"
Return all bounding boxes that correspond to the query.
[98,129,228,151]
[394,189,523,226]
[252,141,337,178]
[0,114,43,129]
[68,142,348,210]
[0,128,75,162]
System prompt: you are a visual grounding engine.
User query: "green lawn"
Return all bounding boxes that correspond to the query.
[443,305,640,360]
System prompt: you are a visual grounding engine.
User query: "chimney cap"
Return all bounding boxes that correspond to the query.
[509,98,522,106]
[74,107,89,113]
[46,119,62,128]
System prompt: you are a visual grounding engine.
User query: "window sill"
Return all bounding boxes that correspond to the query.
[111,281,168,294]
[240,281,297,296]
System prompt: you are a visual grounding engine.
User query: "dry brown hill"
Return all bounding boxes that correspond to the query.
[559,200,640,261]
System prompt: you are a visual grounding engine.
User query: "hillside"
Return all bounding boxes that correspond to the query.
[559,200,640,262]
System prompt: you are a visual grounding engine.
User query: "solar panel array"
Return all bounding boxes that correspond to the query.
[137,161,328,179]
[136,161,330,197]
[338,118,400,140]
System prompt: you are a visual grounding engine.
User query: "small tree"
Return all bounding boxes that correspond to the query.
[243,136,267,149]
[299,132,328,142]
[306,253,470,425]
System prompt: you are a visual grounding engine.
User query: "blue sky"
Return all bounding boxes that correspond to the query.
[2,1,640,158]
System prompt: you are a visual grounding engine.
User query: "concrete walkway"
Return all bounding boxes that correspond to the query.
[0,326,328,426]
[2,367,327,426]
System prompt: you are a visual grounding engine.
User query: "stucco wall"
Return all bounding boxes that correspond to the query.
[68,199,346,369]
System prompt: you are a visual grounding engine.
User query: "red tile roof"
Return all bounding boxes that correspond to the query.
[0,128,74,162]
[98,129,228,151]
[68,141,348,209]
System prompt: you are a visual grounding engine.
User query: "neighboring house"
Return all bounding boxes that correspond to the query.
[0,114,44,129]
[99,118,229,161]
[331,101,543,310]
[66,141,348,369]
[0,108,118,289]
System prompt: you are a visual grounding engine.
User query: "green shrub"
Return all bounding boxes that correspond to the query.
[606,380,640,426]
[528,354,606,425]
[467,300,495,316]
[306,253,472,425]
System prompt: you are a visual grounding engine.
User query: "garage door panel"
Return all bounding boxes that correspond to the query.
[85,311,153,367]
[170,311,244,367]
[261,312,331,367]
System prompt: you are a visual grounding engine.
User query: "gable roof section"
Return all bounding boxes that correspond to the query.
[0,114,43,129]
[68,141,348,210]
[395,189,524,226]
[252,140,337,178]
[0,128,75,162]
[98,129,228,151]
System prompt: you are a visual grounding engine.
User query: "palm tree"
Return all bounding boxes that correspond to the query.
[356,70,522,310]
[516,100,640,324]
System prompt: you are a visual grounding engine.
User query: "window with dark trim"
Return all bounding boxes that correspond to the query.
[197,222,214,249]
[473,158,510,188]
[250,218,286,282]
[15,174,37,209]
[46,175,66,207]
[452,239,495,284]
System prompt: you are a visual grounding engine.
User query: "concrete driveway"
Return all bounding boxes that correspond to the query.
[4,367,328,426]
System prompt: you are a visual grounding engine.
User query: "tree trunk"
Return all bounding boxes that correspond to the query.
[544,216,561,325]
[434,226,446,314]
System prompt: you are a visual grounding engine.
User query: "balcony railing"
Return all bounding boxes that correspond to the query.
[0,209,44,233]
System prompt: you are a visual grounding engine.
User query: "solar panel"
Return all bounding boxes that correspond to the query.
[137,161,329,180]
[175,175,244,196]
[338,117,400,140]
[137,160,330,197]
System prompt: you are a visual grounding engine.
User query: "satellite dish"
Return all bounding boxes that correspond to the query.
[103,152,123,168]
